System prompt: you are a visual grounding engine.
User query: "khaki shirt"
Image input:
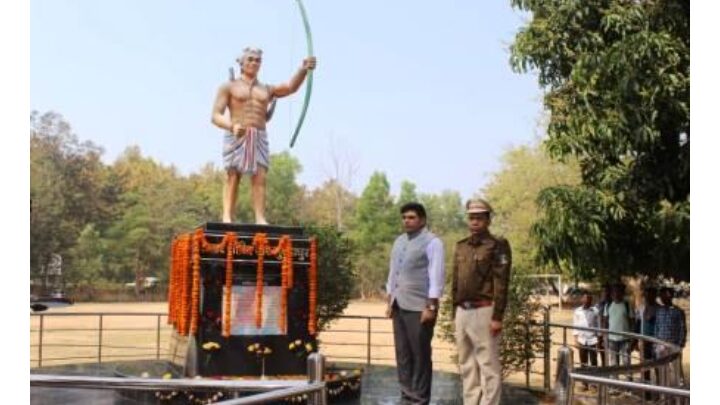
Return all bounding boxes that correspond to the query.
[451,232,512,321]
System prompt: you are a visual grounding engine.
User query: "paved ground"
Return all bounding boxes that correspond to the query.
[356,364,543,404]
[31,361,545,405]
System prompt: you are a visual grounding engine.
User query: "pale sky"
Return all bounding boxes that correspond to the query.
[31,0,543,199]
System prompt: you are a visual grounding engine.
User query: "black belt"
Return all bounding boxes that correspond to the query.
[458,299,493,309]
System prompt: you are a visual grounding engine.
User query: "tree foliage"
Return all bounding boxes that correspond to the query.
[301,179,356,229]
[306,225,356,331]
[497,273,544,377]
[396,180,419,208]
[30,112,116,280]
[349,172,398,298]
[420,191,465,236]
[510,0,689,281]
[30,113,309,290]
[264,152,305,225]
[482,144,580,274]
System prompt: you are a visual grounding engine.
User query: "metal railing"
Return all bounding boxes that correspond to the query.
[30,312,456,369]
[31,353,328,405]
[549,322,690,404]
[30,312,171,367]
[31,308,690,403]
[317,314,456,368]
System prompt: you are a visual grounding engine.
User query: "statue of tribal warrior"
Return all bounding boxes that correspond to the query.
[211,47,317,224]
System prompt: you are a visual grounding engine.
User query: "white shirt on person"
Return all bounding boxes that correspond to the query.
[573,305,600,345]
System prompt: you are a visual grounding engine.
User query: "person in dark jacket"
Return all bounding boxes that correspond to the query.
[452,198,511,405]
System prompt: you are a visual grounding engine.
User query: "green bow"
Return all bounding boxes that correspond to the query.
[289,0,314,148]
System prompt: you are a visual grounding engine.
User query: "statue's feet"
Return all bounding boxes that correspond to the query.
[255,218,269,225]
[222,216,233,223]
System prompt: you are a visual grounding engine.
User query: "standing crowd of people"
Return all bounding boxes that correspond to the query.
[571,282,687,393]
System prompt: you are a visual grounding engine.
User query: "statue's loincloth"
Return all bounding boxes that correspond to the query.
[223,128,270,175]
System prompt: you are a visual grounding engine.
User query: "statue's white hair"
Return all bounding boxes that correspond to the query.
[237,47,263,65]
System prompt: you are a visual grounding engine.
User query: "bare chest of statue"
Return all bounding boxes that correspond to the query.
[228,80,272,128]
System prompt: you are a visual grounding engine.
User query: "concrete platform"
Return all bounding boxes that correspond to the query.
[31,361,543,404]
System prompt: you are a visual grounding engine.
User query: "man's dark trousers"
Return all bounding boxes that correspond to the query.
[392,302,434,405]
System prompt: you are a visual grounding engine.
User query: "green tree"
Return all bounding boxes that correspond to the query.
[510,0,689,281]
[396,180,419,207]
[104,147,202,290]
[482,144,580,275]
[306,225,356,331]
[302,179,357,229]
[350,172,398,298]
[187,163,226,222]
[263,152,305,224]
[30,111,115,281]
[419,191,465,235]
[30,111,319,297]
[66,224,106,286]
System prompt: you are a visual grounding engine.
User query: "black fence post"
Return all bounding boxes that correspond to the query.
[543,307,551,391]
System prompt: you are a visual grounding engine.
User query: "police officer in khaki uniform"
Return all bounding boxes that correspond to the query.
[452,198,512,405]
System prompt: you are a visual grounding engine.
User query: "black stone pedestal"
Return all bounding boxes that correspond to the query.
[193,222,316,377]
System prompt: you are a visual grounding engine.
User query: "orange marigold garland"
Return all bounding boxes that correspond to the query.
[170,236,184,329]
[168,238,178,326]
[178,234,192,336]
[168,230,305,336]
[172,238,181,327]
[200,231,232,254]
[253,233,267,329]
[174,236,183,334]
[189,228,203,336]
[171,236,183,331]
[308,237,318,335]
[284,236,294,289]
[194,230,238,337]
[282,236,294,332]
[262,235,293,333]
[222,232,237,338]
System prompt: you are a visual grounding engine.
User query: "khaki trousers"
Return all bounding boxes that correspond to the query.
[455,306,502,405]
